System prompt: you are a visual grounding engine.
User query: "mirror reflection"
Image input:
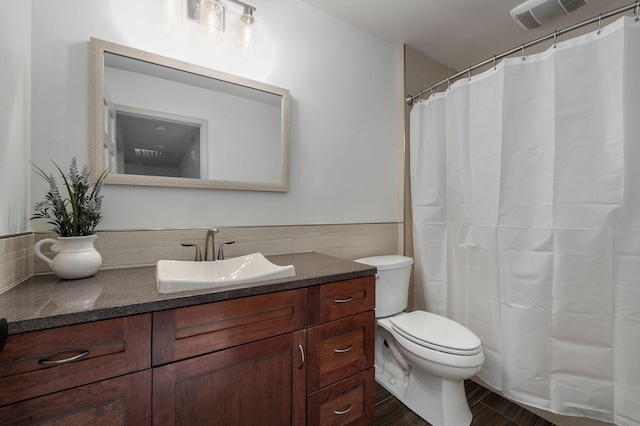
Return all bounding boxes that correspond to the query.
[110,104,206,179]
[90,38,290,191]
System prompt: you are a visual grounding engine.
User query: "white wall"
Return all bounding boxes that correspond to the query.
[27,0,400,231]
[0,0,31,236]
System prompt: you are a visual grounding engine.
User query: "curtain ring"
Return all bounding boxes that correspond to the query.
[493,55,497,70]
[597,14,602,35]
[447,77,451,90]
[468,66,472,81]
[430,87,434,97]
[553,30,558,48]
[521,44,526,61]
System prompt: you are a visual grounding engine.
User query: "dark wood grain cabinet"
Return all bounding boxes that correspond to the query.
[0,276,375,425]
[153,330,307,425]
[152,289,307,365]
[0,370,151,425]
[307,370,374,426]
[307,277,376,426]
[0,315,152,424]
[152,289,308,426]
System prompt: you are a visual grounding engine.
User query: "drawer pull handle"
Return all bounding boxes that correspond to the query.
[38,350,90,365]
[334,345,353,353]
[298,344,305,370]
[334,297,353,304]
[334,404,352,415]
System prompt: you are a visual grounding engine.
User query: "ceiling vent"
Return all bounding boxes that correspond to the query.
[134,148,182,161]
[510,0,592,29]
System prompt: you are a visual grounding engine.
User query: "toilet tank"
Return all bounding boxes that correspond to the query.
[354,255,413,318]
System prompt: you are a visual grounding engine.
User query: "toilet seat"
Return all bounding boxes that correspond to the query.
[390,311,482,356]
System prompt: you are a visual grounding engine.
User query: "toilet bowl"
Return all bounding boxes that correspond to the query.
[355,255,484,426]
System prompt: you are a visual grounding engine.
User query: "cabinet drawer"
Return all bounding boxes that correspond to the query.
[0,314,151,407]
[307,277,375,326]
[307,311,374,392]
[307,368,374,426]
[153,288,306,365]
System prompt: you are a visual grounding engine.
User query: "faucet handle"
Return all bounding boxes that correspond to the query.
[181,243,202,261]
[217,241,236,260]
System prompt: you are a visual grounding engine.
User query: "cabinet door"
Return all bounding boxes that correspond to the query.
[153,330,306,426]
[0,370,151,425]
[307,311,375,392]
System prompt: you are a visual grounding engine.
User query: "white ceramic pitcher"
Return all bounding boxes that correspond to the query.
[34,235,102,279]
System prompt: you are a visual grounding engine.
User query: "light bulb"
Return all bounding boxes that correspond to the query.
[202,0,224,43]
[238,7,256,54]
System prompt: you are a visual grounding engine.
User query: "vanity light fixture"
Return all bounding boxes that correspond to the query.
[188,0,257,53]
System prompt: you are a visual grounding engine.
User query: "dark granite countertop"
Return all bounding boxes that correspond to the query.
[0,252,376,335]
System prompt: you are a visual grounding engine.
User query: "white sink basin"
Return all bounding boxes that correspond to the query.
[156,253,296,294]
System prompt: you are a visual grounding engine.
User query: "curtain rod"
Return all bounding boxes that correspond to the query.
[406,1,640,105]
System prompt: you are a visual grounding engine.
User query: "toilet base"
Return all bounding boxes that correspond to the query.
[375,366,472,426]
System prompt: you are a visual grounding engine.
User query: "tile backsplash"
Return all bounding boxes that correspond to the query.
[0,233,34,294]
[27,223,401,276]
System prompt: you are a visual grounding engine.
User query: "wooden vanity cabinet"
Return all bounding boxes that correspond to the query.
[307,277,376,426]
[151,278,375,426]
[0,314,152,424]
[0,273,375,425]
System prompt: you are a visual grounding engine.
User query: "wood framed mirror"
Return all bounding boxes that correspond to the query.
[89,38,290,192]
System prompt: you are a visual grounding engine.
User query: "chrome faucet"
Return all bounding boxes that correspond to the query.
[204,228,219,261]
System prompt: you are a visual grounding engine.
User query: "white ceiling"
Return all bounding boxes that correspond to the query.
[302,0,634,71]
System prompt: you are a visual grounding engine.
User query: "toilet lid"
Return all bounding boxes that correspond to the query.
[354,255,413,270]
[390,311,482,356]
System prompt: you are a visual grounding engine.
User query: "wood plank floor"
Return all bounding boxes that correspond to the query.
[374,380,555,426]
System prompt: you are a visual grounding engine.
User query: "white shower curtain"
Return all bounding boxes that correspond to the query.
[410,17,640,425]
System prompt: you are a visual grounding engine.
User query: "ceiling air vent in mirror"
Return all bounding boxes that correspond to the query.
[134,148,182,162]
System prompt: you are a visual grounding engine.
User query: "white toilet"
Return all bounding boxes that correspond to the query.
[355,255,484,426]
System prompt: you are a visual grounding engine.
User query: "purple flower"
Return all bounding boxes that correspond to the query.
[80,164,89,184]
[34,200,51,210]
[95,193,104,209]
[69,156,79,185]
[48,174,59,196]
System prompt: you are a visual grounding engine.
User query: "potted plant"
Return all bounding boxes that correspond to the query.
[31,157,110,279]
